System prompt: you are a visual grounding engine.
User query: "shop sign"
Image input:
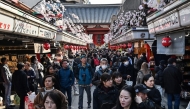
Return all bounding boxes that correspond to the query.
[153,12,180,33]
[0,14,14,32]
[14,20,38,36]
[148,23,155,34]
[39,28,55,39]
[179,5,190,27]
[0,2,57,30]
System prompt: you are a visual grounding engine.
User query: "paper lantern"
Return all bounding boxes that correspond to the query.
[43,43,50,50]
[128,43,132,48]
[162,36,172,47]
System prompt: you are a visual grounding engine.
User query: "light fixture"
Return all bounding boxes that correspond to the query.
[185,31,190,37]
[25,44,28,48]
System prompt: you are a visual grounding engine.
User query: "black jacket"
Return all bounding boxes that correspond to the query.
[154,65,164,87]
[12,70,30,94]
[137,99,156,109]
[113,81,126,91]
[93,85,118,109]
[163,64,182,94]
[119,63,134,80]
[146,86,161,106]
[112,55,121,64]
[92,67,112,86]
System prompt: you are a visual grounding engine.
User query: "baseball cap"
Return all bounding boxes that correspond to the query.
[134,84,149,94]
[81,54,87,59]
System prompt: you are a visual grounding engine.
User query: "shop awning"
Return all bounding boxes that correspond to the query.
[110,27,154,45]
[55,31,86,45]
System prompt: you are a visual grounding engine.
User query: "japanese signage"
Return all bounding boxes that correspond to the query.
[39,28,55,39]
[14,20,38,36]
[148,23,155,34]
[0,14,14,32]
[179,5,190,27]
[147,12,180,34]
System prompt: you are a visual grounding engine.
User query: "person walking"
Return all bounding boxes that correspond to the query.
[136,62,151,84]
[0,57,13,109]
[92,58,112,86]
[74,54,93,109]
[58,59,75,108]
[12,63,32,109]
[163,58,182,109]
[93,73,118,109]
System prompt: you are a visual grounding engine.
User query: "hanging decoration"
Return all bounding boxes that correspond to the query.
[64,45,69,49]
[128,43,132,48]
[43,43,50,50]
[162,36,172,47]
[33,0,92,44]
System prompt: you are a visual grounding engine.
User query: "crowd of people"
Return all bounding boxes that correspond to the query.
[0,49,183,109]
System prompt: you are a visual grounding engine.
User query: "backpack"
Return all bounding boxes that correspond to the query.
[94,58,100,66]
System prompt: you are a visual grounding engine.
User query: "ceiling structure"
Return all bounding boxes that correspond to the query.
[64,4,121,35]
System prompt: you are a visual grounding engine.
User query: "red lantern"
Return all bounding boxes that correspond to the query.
[162,36,172,47]
[64,45,69,49]
[128,43,132,48]
[123,44,127,48]
[43,43,50,50]
[69,45,73,49]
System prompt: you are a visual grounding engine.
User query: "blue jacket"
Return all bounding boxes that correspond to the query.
[58,67,74,88]
[76,64,93,85]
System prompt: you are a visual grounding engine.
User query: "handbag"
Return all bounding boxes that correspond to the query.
[125,78,133,86]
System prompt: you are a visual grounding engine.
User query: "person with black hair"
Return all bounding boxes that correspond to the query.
[142,74,161,106]
[12,63,32,109]
[43,90,64,109]
[112,72,125,91]
[163,58,182,109]
[93,73,118,109]
[112,86,137,109]
[112,51,121,64]
[119,57,134,81]
[58,59,75,107]
[45,65,60,90]
[154,60,166,97]
[0,57,12,109]
[34,75,68,109]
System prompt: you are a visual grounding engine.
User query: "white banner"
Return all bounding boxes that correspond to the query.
[0,14,14,32]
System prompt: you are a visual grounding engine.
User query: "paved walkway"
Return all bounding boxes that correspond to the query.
[0,85,189,109]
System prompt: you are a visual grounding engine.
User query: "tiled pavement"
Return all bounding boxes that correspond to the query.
[0,85,189,109]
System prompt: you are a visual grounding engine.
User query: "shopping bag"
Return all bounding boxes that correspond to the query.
[14,94,20,105]
[125,78,133,86]
[25,92,36,109]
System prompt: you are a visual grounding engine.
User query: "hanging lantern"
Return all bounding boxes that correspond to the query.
[69,45,73,49]
[43,43,50,50]
[162,36,172,47]
[64,45,69,49]
[128,43,132,48]
[73,46,76,50]
[123,44,127,48]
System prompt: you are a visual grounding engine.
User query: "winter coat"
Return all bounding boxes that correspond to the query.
[92,67,112,86]
[136,70,151,85]
[137,99,156,109]
[146,86,161,106]
[163,64,182,94]
[34,88,68,109]
[119,63,134,80]
[93,85,118,109]
[154,65,165,87]
[112,55,121,64]
[12,70,30,95]
[0,64,12,84]
[74,63,93,85]
[24,69,36,85]
[113,81,126,91]
[112,62,122,72]
[58,67,75,88]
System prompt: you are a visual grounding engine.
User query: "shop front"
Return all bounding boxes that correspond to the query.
[110,27,154,61]
[147,0,190,99]
[0,0,57,72]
